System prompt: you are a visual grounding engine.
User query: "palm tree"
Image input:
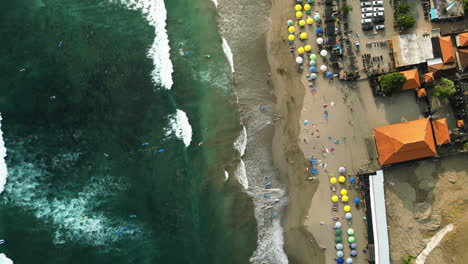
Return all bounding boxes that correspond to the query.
[402,255,415,264]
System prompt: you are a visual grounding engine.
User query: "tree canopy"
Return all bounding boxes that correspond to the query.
[433,78,456,97]
[396,14,416,31]
[396,2,411,14]
[380,72,406,96]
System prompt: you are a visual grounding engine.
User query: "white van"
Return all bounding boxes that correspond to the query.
[376,25,385,30]
[372,1,384,5]
[361,2,372,6]
[361,18,372,24]
[373,12,384,17]
[373,7,384,11]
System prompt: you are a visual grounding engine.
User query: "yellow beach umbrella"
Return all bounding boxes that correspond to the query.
[330,177,337,184]
[288,34,295,41]
[296,11,303,18]
[331,195,339,202]
[339,176,346,183]
[297,47,305,54]
[344,205,351,212]
[340,189,348,196]
[288,26,295,33]
[300,32,307,39]
[304,45,312,51]
[341,195,349,202]
[295,4,302,11]
[304,4,311,11]
[299,20,306,26]
[307,17,313,24]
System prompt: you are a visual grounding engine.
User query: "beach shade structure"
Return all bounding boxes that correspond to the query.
[309,60,316,66]
[353,197,361,204]
[351,243,357,249]
[351,250,358,257]
[346,258,353,264]
[316,27,323,34]
[336,243,343,250]
[337,251,344,258]
[348,236,355,243]
[296,11,303,18]
[320,65,327,72]
[338,166,346,174]
[340,189,348,196]
[326,72,333,78]
[310,54,317,60]
[338,176,346,183]
[287,20,294,26]
[317,37,324,45]
[306,17,314,24]
[330,177,337,184]
[334,222,342,229]
[341,195,349,202]
[300,32,308,39]
[347,228,354,236]
[335,229,342,236]
[304,4,311,13]
[295,4,302,11]
[331,195,339,203]
[305,45,312,52]
[309,66,317,73]
[344,205,351,212]
[314,14,321,20]
[288,34,295,42]
[320,50,328,57]
[345,212,352,220]
[336,257,344,264]
[335,236,343,243]
[349,176,355,183]
[298,47,305,54]
[299,20,306,27]
[296,57,303,64]
[288,26,295,33]
[310,73,317,79]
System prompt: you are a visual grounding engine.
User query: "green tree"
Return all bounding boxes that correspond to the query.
[464,0,468,12]
[342,4,353,16]
[396,14,416,31]
[380,72,406,96]
[433,78,456,97]
[402,255,415,264]
[396,2,411,14]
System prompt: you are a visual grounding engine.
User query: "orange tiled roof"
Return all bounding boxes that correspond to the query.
[439,36,455,64]
[458,32,468,47]
[458,120,465,128]
[432,118,451,145]
[373,118,437,165]
[400,69,421,90]
[424,72,434,82]
[459,48,468,72]
[417,88,427,97]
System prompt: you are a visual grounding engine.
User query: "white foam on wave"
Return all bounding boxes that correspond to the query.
[224,170,229,181]
[233,125,247,157]
[211,0,218,8]
[234,159,248,189]
[113,0,174,89]
[0,114,8,194]
[165,109,192,147]
[221,38,235,73]
[0,254,13,264]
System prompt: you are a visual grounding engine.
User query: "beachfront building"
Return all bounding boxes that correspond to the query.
[429,0,465,21]
[455,32,468,74]
[372,118,451,166]
[400,69,421,90]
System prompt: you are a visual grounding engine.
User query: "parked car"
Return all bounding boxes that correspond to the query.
[373,12,384,17]
[361,18,372,24]
[373,7,384,11]
[362,7,373,12]
[375,24,385,30]
[372,1,384,5]
[362,24,373,31]
[362,13,373,18]
[372,17,385,23]
[361,2,372,6]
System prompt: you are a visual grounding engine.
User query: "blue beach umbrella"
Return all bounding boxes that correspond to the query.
[337,257,344,264]
[309,66,317,73]
[354,197,361,204]
[316,27,323,34]
[349,176,356,183]
[326,72,333,78]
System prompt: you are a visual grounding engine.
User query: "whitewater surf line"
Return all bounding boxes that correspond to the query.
[165,109,192,148]
[0,254,13,264]
[0,114,8,194]
[221,38,235,73]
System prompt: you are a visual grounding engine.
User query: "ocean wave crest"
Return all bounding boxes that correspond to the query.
[0,114,8,194]
[234,125,247,157]
[165,109,192,147]
[113,0,174,89]
[234,159,248,189]
[0,254,13,264]
[221,38,235,73]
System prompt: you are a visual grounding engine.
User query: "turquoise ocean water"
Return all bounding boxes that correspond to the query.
[0,0,259,263]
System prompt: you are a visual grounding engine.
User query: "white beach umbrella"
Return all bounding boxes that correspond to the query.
[310,73,317,80]
[346,258,353,264]
[338,166,346,174]
[337,251,344,257]
[316,37,324,45]
[320,50,328,57]
[296,56,303,64]
[336,243,343,250]
[334,222,342,229]
[309,60,316,66]
[345,212,352,220]
[320,65,327,72]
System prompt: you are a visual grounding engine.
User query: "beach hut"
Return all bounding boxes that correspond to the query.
[345,212,352,220]
[305,45,312,52]
[336,257,344,264]
[296,57,303,64]
[287,20,294,26]
[329,177,337,184]
[310,54,317,60]
[300,32,307,39]
[309,66,317,73]
[298,47,305,54]
[335,237,342,243]
[310,73,317,80]
[337,251,344,258]
[341,195,349,202]
[351,250,357,257]
[296,11,303,18]
[295,4,302,11]
[316,27,323,34]
[288,34,295,43]
[338,176,346,183]
[309,60,316,66]
[331,195,339,202]
[340,189,347,196]
[335,229,342,236]
[306,17,313,24]
[317,37,324,45]
[346,258,353,264]
[353,197,360,205]
[336,243,343,250]
[350,243,357,249]
[288,26,295,33]
[320,50,328,57]
[326,72,333,78]
[344,205,351,212]
[304,4,311,13]
[348,236,355,243]
[334,222,342,229]
[320,65,327,72]
[338,166,346,174]
[347,228,354,235]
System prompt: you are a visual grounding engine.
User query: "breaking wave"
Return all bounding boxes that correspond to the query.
[0,254,13,264]
[221,38,235,73]
[234,159,248,189]
[165,109,192,148]
[234,125,247,157]
[0,114,7,194]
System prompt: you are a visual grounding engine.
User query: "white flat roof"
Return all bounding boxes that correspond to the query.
[394,33,434,67]
[369,170,390,264]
